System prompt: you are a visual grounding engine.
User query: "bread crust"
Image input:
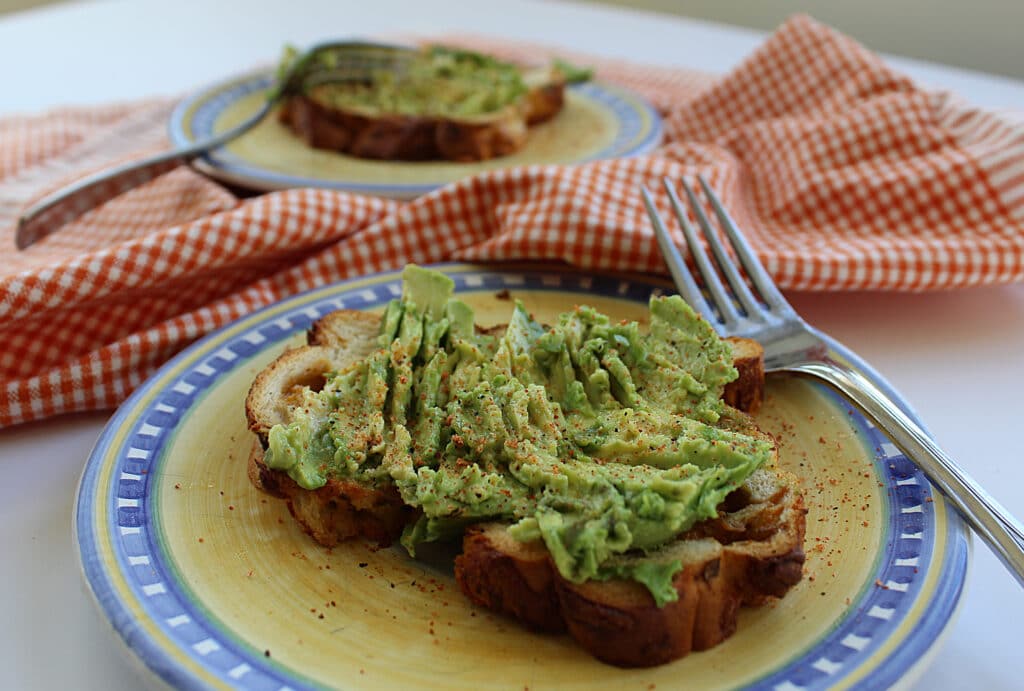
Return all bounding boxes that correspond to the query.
[455,471,806,667]
[456,526,565,632]
[279,96,532,162]
[248,440,411,545]
[723,337,765,414]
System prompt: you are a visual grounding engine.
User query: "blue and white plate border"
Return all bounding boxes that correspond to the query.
[75,263,969,690]
[167,71,664,197]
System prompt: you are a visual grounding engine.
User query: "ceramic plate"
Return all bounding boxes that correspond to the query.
[168,71,663,198]
[76,264,968,690]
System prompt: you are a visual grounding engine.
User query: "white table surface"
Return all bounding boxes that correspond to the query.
[1,1,1023,689]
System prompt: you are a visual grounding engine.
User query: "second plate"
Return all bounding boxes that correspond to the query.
[168,71,663,198]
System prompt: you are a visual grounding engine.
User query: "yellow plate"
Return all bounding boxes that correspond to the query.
[76,264,968,690]
[168,72,663,198]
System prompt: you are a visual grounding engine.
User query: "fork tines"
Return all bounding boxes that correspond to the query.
[642,175,792,334]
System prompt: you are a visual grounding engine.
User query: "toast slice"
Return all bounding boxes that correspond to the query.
[455,467,806,667]
[277,46,571,162]
[244,297,805,667]
[245,310,413,545]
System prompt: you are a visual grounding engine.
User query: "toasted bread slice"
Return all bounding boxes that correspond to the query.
[245,310,412,545]
[455,464,807,668]
[278,55,567,162]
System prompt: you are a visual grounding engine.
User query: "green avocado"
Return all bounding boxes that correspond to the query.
[305,46,529,118]
[264,265,772,606]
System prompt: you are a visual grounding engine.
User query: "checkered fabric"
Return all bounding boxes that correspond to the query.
[0,15,1022,427]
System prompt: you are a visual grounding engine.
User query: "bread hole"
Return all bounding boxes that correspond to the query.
[285,372,327,396]
[719,487,752,514]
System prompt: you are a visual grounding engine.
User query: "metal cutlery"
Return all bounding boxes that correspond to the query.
[15,41,413,250]
[643,175,1024,586]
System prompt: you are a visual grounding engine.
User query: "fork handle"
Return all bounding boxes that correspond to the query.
[14,100,273,250]
[15,151,188,249]
[792,360,1024,587]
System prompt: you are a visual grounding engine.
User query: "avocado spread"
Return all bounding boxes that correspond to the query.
[303,46,528,118]
[265,266,772,605]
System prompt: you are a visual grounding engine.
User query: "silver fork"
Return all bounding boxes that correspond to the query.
[643,175,1024,587]
[14,41,414,250]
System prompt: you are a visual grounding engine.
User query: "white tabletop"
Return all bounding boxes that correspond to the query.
[1,1,1022,688]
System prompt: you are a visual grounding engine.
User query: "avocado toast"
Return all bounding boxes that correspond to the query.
[276,45,576,162]
[244,265,805,667]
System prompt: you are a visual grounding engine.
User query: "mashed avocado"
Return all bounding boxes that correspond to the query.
[304,46,527,118]
[265,266,772,605]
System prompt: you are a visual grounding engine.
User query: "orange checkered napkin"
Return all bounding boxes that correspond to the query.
[0,14,1022,427]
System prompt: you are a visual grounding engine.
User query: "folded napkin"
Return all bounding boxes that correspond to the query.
[1,14,1021,428]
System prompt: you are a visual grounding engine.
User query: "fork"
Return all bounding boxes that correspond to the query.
[642,175,1024,587]
[14,41,414,250]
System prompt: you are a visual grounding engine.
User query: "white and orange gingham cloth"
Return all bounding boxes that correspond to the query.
[1,15,1022,428]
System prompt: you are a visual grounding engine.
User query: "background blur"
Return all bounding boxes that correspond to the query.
[1,0,1021,80]
[593,0,1023,80]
